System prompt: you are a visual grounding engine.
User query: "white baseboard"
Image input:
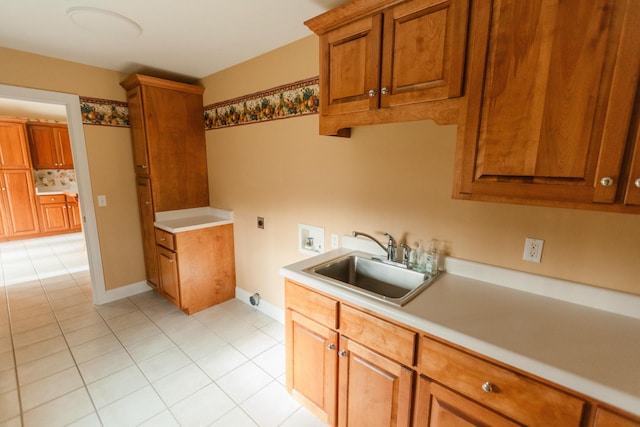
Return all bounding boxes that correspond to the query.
[235,287,284,324]
[95,280,151,305]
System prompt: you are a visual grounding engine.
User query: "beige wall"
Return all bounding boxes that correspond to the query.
[201,35,640,309]
[0,47,145,291]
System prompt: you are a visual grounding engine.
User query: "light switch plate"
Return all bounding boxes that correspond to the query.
[97,195,107,207]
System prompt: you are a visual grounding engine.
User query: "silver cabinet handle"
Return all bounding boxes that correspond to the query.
[482,382,494,393]
[635,178,640,188]
[338,350,348,358]
[368,89,376,97]
[327,343,336,351]
[600,177,614,187]
[160,237,166,242]
[381,87,389,95]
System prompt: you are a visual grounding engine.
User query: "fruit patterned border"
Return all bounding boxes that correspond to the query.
[79,97,129,127]
[203,77,319,130]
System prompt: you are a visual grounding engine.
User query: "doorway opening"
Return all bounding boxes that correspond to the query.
[0,83,106,304]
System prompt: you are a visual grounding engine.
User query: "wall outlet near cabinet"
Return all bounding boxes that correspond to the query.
[523,238,544,263]
[299,224,324,255]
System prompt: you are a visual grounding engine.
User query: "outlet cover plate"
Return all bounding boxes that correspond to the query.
[523,238,544,263]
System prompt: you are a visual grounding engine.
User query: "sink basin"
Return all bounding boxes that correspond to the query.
[304,252,442,306]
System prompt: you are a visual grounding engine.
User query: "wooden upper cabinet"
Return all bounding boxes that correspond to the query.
[28,123,74,169]
[121,75,209,212]
[454,0,640,212]
[306,0,469,136]
[0,119,31,169]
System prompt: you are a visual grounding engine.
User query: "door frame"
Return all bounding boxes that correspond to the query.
[0,83,106,304]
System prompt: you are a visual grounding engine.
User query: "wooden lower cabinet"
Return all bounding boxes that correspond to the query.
[285,279,639,427]
[37,194,82,236]
[135,177,158,289]
[155,224,236,314]
[415,377,518,427]
[286,309,338,425]
[338,336,413,427]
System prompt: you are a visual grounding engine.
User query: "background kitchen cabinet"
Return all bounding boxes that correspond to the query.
[594,407,640,427]
[0,170,40,240]
[0,118,32,169]
[0,118,40,241]
[37,193,81,235]
[305,0,468,136]
[453,0,640,213]
[135,177,158,289]
[154,224,235,315]
[27,123,74,169]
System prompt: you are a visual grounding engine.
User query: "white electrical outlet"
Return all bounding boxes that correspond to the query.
[523,238,544,263]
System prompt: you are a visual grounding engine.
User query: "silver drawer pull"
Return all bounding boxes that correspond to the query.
[635,178,640,188]
[482,382,494,393]
[338,350,348,358]
[327,343,336,351]
[368,89,376,97]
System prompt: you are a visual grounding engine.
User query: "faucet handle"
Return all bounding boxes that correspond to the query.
[400,243,412,266]
[383,232,396,246]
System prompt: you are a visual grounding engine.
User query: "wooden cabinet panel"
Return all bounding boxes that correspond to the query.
[28,123,74,169]
[0,119,30,169]
[38,196,70,233]
[135,177,158,289]
[414,376,519,427]
[286,309,338,426]
[594,407,640,427]
[454,0,640,211]
[0,170,40,238]
[340,304,416,367]
[67,197,82,231]
[624,112,640,205]
[155,228,175,250]
[307,0,468,136]
[338,336,413,427]
[157,246,180,306]
[285,280,338,329]
[380,0,468,108]
[125,87,150,177]
[419,336,585,426]
[322,14,383,116]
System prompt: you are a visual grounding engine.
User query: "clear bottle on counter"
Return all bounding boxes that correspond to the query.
[426,239,438,275]
[414,240,425,272]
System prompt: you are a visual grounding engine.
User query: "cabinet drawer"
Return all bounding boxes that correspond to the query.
[419,336,585,426]
[155,228,175,251]
[340,304,416,367]
[38,194,66,204]
[285,280,338,329]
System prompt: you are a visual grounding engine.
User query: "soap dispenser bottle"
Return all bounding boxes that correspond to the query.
[426,239,438,274]
[414,240,425,272]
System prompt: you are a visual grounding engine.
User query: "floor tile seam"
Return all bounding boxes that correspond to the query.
[151,375,213,410]
[87,367,152,411]
[1,282,25,423]
[20,379,86,413]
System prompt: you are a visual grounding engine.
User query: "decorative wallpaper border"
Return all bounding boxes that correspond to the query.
[79,97,129,127]
[203,77,319,130]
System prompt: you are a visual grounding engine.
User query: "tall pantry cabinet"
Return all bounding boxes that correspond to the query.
[120,75,209,290]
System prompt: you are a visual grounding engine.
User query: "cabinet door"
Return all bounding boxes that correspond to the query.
[624,115,640,206]
[0,120,31,169]
[135,177,159,289]
[594,407,640,427]
[454,0,640,207]
[67,198,82,231]
[321,14,383,116]
[39,202,70,233]
[337,336,413,427]
[157,246,180,307]
[286,309,338,426]
[380,0,468,108]
[53,126,73,169]
[1,170,40,237]
[127,87,151,177]
[28,124,59,169]
[414,376,518,427]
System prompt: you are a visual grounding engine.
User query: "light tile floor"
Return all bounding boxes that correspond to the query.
[0,233,324,427]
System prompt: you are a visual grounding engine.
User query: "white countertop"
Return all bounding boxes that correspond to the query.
[280,237,640,417]
[154,207,233,233]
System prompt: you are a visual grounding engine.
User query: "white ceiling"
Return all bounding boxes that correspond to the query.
[0,0,346,81]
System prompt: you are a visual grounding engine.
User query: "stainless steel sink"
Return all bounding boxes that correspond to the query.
[303,252,442,306]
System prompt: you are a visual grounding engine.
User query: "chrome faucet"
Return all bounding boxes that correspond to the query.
[352,231,397,262]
